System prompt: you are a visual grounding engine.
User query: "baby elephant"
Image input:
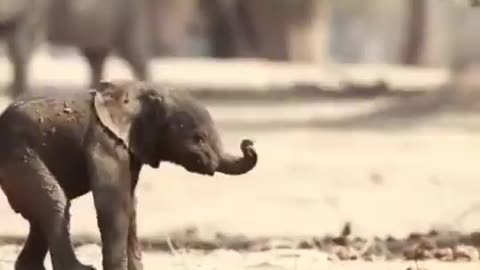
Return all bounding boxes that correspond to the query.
[0,80,258,270]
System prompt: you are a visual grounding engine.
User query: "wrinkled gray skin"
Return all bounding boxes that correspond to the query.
[0,0,150,98]
[0,80,257,270]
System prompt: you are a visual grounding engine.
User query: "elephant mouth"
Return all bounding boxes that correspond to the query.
[184,160,216,176]
[185,165,215,176]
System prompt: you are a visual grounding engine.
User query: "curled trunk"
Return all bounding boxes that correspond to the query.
[217,139,257,175]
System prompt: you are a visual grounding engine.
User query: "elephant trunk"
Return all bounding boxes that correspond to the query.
[216,139,257,175]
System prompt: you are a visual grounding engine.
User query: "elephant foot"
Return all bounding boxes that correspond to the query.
[15,262,46,270]
[6,81,25,99]
[72,263,97,270]
[50,262,96,270]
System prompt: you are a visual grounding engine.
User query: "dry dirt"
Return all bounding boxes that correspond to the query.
[0,51,479,269]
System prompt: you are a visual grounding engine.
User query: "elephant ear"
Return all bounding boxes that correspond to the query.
[93,80,141,148]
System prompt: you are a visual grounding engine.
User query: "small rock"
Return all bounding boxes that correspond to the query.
[331,245,358,260]
[369,172,383,185]
[298,239,315,249]
[404,245,433,260]
[364,253,386,262]
[332,236,348,246]
[405,267,429,270]
[312,237,324,249]
[433,247,454,261]
[250,239,295,252]
[453,245,479,261]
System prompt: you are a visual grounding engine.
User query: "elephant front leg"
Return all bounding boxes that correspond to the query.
[92,187,132,270]
[87,120,135,270]
[127,197,143,270]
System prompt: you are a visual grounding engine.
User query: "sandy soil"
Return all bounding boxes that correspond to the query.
[0,244,479,270]
[0,52,479,269]
[0,46,449,90]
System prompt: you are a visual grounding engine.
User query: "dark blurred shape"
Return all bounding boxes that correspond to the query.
[402,0,426,65]
[206,0,332,62]
[341,222,352,237]
[0,0,151,98]
[146,0,332,62]
[199,0,256,58]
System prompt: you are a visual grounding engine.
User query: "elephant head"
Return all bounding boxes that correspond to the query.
[93,79,257,176]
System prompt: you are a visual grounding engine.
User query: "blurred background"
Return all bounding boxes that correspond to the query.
[48,0,480,66]
[41,0,479,66]
[143,0,476,68]
[0,0,478,96]
[1,0,480,258]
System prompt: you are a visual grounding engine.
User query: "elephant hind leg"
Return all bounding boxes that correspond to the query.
[15,222,48,270]
[1,148,95,270]
[6,28,34,98]
[117,42,150,82]
[116,21,150,82]
[81,48,109,90]
[5,10,45,98]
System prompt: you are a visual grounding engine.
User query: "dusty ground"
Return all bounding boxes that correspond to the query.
[1,244,480,270]
[0,51,479,269]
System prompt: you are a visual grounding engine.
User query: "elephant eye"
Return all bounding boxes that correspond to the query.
[193,133,205,144]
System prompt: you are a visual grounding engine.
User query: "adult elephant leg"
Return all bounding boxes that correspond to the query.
[117,37,150,82]
[6,26,36,98]
[287,0,331,63]
[243,0,289,60]
[118,41,150,82]
[116,9,150,82]
[2,148,95,270]
[127,196,143,270]
[82,48,109,90]
[14,222,48,270]
[4,0,47,98]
